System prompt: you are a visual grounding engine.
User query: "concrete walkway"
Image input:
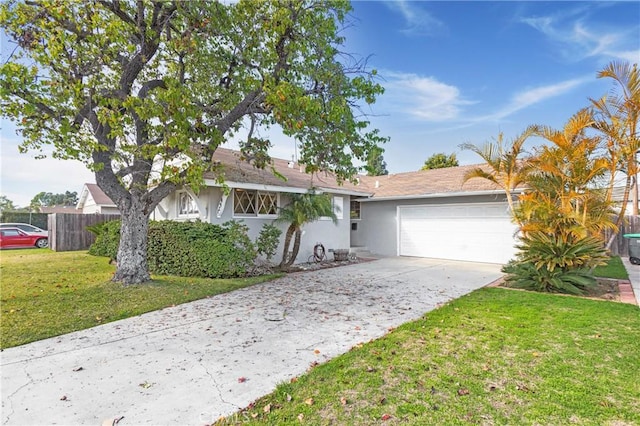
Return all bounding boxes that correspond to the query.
[1,257,503,426]
[622,257,640,305]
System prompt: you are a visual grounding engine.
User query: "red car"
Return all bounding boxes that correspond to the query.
[0,227,48,249]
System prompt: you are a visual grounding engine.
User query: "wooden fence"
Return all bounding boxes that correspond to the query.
[605,215,640,257]
[48,213,119,252]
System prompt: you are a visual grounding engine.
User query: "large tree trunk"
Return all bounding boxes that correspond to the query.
[113,198,151,285]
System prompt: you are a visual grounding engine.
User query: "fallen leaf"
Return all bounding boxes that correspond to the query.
[251,413,259,419]
[139,381,153,389]
[238,377,247,383]
[290,377,298,383]
[314,349,320,354]
[263,404,271,413]
[457,388,470,396]
[381,413,391,421]
[304,398,314,405]
[340,396,348,405]
[297,413,304,421]
[354,326,361,330]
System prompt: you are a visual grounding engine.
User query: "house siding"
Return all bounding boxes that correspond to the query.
[353,194,513,257]
[156,188,350,264]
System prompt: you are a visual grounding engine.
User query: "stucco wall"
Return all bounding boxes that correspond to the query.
[353,194,512,257]
[155,188,350,265]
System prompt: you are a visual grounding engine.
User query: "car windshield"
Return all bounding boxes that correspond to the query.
[1,224,41,232]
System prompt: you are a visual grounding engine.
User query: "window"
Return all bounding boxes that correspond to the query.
[178,192,199,216]
[321,196,344,221]
[350,200,361,219]
[233,189,278,217]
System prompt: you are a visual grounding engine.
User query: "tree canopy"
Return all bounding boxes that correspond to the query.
[30,191,78,208]
[0,195,17,212]
[364,145,388,176]
[421,152,459,170]
[0,0,386,284]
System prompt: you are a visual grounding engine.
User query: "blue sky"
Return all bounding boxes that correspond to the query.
[1,1,639,207]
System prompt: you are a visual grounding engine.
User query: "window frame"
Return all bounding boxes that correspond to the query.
[177,191,200,218]
[350,199,361,220]
[232,189,279,218]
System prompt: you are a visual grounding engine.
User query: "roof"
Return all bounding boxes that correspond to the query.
[355,164,505,200]
[205,148,370,196]
[39,205,83,214]
[75,149,507,205]
[77,183,117,209]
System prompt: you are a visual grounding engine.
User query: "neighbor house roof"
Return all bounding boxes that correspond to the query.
[39,205,83,214]
[76,183,118,210]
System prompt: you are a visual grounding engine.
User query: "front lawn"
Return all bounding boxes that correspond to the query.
[0,249,280,349]
[220,288,640,425]
[593,255,630,280]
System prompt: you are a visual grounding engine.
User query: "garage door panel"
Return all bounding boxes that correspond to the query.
[398,204,518,264]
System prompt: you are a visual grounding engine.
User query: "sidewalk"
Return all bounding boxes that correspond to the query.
[622,257,640,306]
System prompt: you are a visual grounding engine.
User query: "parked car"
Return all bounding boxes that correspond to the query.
[0,223,48,237]
[0,227,49,249]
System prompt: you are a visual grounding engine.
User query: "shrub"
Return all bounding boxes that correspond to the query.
[502,261,598,295]
[88,220,121,259]
[89,220,256,278]
[502,232,608,295]
[255,223,282,261]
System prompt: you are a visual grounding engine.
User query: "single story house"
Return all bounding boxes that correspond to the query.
[155,148,520,265]
[76,183,120,215]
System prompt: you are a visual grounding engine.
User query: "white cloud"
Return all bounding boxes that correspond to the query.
[1,143,95,208]
[480,77,591,121]
[384,0,447,36]
[381,71,473,122]
[521,9,639,62]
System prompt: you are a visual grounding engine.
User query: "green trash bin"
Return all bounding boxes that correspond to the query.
[623,234,640,265]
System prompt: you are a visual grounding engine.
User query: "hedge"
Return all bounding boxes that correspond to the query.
[89,220,256,278]
[0,211,48,229]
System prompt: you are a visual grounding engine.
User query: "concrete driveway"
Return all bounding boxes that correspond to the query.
[1,257,503,425]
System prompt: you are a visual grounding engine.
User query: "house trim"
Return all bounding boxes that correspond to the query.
[203,179,370,197]
[360,189,523,203]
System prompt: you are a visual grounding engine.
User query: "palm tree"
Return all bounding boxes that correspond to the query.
[276,190,337,269]
[525,108,615,240]
[591,61,640,220]
[459,127,534,224]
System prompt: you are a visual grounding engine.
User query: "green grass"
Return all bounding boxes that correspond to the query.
[0,249,280,349]
[219,288,640,425]
[593,255,629,280]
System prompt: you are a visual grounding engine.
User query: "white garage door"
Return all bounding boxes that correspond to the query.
[398,203,518,264]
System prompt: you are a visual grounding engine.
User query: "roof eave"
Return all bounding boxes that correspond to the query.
[203,179,372,197]
[359,189,523,202]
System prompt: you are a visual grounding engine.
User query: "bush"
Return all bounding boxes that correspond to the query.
[502,232,608,295]
[255,223,282,261]
[89,220,256,278]
[88,220,121,259]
